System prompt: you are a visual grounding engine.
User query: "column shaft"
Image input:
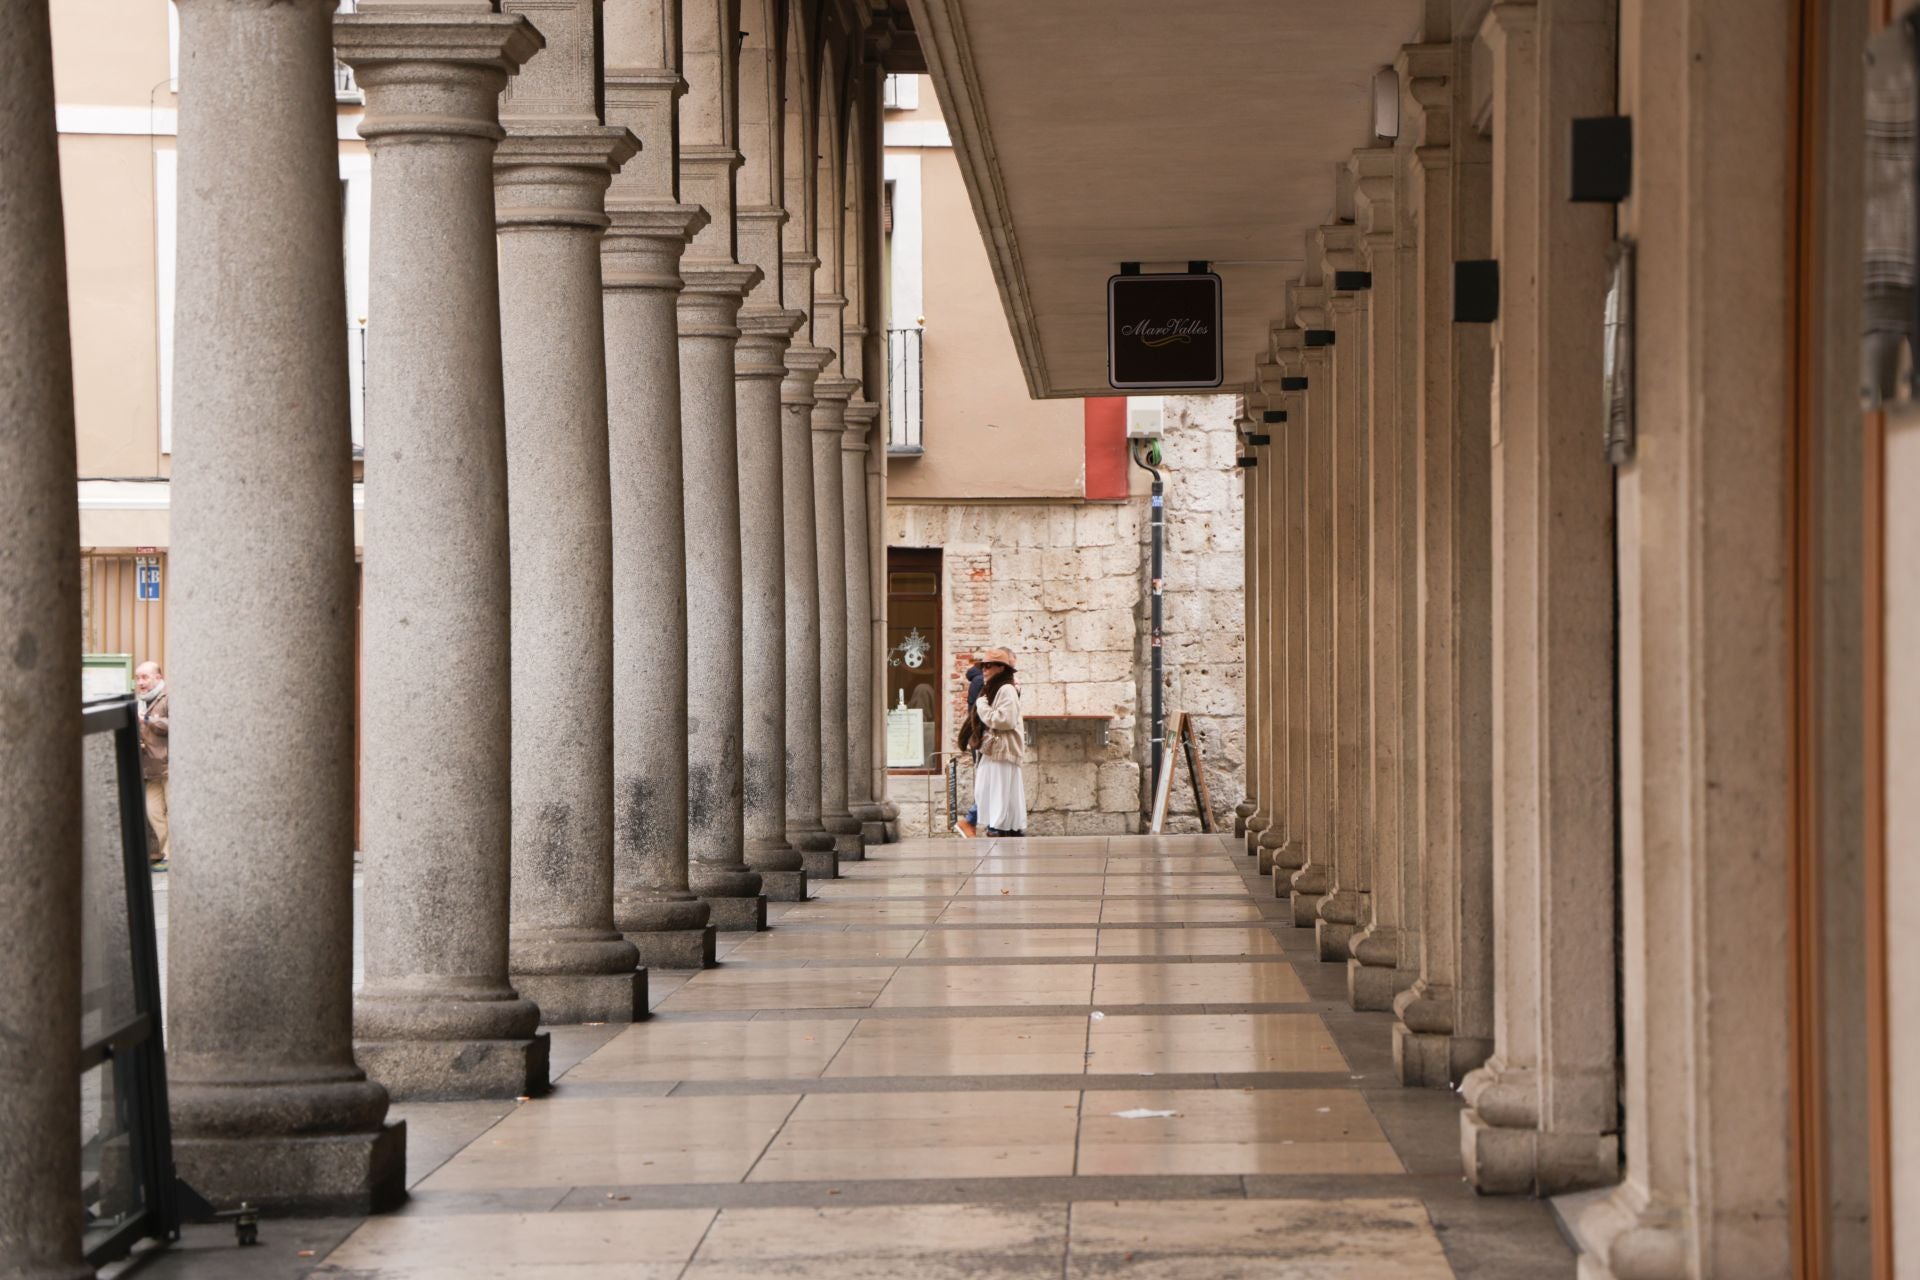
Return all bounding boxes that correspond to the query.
[1258,398,1289,872]
[603,204,717,970]
[813,375,864,858]
[1393,44,1497,1089]
[844,400,883,841]
[1233,413,1261,840]
[1274,349,1311,890]
[783,347,837,875]
[497,126,646,1024]
[0,3,89,1268]
[1348,150,1423,1012]
[1289,335,1336,926]
[737,315,808,900]
[1319,260,1372,959]
[680,268,768,931]
[338,11,549,1098]
[165,0,401,1204]
[1241,416,1270,857]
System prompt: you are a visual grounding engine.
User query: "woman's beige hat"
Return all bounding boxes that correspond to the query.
[980,646,1018,674]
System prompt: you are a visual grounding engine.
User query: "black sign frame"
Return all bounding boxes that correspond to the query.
[1107,272,1224,390]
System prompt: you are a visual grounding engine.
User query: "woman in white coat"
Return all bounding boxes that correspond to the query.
[971,647,1027,837]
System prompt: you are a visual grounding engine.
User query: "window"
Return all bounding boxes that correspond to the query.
[882,74,920,111]
[885,548,943,772]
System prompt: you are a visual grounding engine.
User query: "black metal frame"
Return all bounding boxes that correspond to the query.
[80,697,182,1267]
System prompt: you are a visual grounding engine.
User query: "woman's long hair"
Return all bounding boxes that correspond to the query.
[982,667,1016,703]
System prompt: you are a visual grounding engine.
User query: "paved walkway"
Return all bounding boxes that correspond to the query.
[138,835,1573,1277]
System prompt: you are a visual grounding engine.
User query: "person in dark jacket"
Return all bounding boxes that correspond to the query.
[954,660,985,837]
[134,661,170,867]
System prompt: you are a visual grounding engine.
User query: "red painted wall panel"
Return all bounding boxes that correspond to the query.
[1083,397,1129,500]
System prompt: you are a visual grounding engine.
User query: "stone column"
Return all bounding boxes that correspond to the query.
[814,371,866,857]
[0,5,89,1268]
[844,397,885,843]
[783,341,837,875]
[679,262,769,931]
[1348,145,1423,1012]
[1316,227,1371,962]
[1254,392,1291,878]
[737,309,809,901]
[164,0,403,1206]
[1271,334,1311,896]
[337,4,549,1100]
[1232,409,1260,840]
[1239,407,1270,858]
[602,38,716,970]
[1461,0,1618,1195]
[495,4,645,1023]
[1392,43,1497,1089]
[1287,288,1336,929]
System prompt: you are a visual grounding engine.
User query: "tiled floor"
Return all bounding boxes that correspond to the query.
[141,834,1575,1278]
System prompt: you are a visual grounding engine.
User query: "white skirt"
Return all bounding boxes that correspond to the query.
[974,759,1028,833]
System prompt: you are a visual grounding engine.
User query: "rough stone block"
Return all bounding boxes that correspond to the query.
[627,926,717,970]
[512,970,646,1024]
[356,1034,550,1102]
[705,895,768,932]
[1047,762,1098,810]
[1066,680,1135,717]
[173,1122,408,1216]
[1347,959,1418,1013]
[1025,811,1066,836]
[1066,810,1129,836]
[801,847,840,879]
[1065,611,1132,652]
[759,869,807,901]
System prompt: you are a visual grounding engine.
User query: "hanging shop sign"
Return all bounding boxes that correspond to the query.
[1107,271,1223,390]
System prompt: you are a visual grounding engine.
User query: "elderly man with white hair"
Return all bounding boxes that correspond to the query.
[133,660,170,867]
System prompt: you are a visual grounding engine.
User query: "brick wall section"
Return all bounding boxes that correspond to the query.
[884,394,1244,839]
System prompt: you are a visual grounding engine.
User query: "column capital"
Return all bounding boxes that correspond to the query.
[814,374,860,405]
[843,399,878,451]
[736,309,805,379]
[677,265,756,337]
[782,342,832,407]
[1288,282,1328,331]
[493,124,638,232]
[681,261,763,300]
[335,14,543,127]
[600,201,704,292]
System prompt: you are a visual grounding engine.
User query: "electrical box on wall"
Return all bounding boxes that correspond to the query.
[1125,396,1164,439]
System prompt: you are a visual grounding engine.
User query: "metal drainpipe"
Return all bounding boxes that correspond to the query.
[1132,440,1165,803]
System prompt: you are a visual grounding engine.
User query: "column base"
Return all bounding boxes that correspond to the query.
[833,831,866,861]
[1288,866,1330,928]
[171,1121,407,1216]
[1391,1023,1491,1088]
[626,925,718,970]
[759,869,808,901]
[704,894,768,931]
[511,970,647,1024]
[1233,800,1256,839]
[1242,813,1270,859]
[788,824,836,853]
[861,819,887,844]
[1559,1181,1690,1280]
[1315,918,1360,963]
[1461,1108,1621,1197]
[1345,957,1418,1012]
[801,848,840,879]
[355,1034,549,1102]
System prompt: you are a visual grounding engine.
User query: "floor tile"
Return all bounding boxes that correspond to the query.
[825,1015,1089,1076]
[324,1207,716,1279]
[909,927,1099,959]
[1098,899,1265,924]
[723,928,926,961]
[810,876,970,898]
[418,1094,799,1189]
[562,1018,857,1083]
[1085,1013,1347,1074]
[1091,961,1310,1006]
[958,874,1107,896]
[770,900,948,924]
[1075,1089,1400,1176]
[685,1203,1067,1279]
[973,856,1110,874]
[1095,927,1285,957]
[1101,875,1252,895]
[750,1090,1081,1182]
[938,898,1104,924]
[656,966,896,1012]
[1066,1198,1454,1278]
[875,963,1095,1007]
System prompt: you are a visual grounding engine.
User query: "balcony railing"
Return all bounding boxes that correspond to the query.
[887,327,924,455]
[334,0,362,102]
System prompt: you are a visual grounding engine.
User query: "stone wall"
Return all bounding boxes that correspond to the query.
[1144,395,1247,833]
[883,394,1244,839]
